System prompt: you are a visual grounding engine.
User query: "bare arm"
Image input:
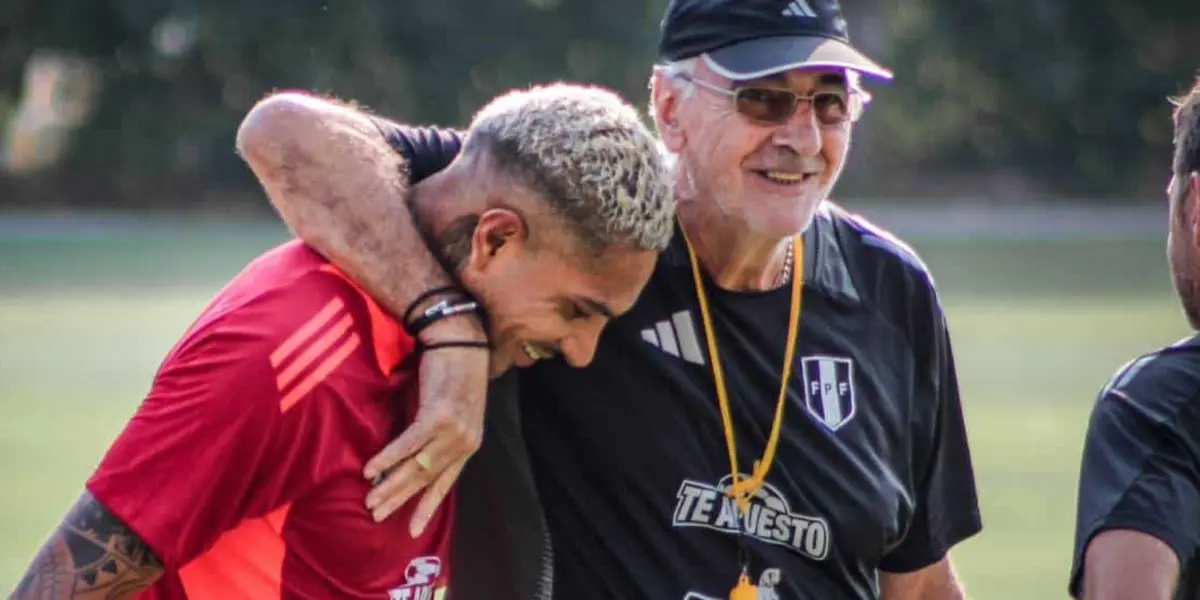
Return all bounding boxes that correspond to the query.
[9,491,163,600]
[236,92,489,532]
[879,556,967,600]
[236,91,476,333]
[1079,529,1179,600]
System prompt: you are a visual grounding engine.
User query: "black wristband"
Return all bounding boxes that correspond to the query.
[421,340,491,351]
[402,285,463,327]
[406,298,481,338]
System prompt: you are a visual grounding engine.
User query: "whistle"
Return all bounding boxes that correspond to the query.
[729,573,758,600]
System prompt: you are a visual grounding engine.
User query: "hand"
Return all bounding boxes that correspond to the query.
[363,316,490,536]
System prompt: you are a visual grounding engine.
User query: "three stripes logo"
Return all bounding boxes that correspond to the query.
[269,296,362,412]
[781,0,818,18]
[640,310,705,366]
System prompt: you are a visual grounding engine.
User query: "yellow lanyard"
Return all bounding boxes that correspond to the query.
[680,228,804,515]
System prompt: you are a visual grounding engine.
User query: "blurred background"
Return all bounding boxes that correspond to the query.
[0,1,1197,597]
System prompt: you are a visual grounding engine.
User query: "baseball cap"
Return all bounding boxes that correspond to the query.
[657,0,893,82]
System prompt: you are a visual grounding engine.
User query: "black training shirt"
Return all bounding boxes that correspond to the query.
[381,123,982,600]
[1070,335,1200,600]
[517,205,981,599]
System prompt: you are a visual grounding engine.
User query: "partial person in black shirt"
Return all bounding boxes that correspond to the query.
[257,1,983,598]
[1069,77,1200,600]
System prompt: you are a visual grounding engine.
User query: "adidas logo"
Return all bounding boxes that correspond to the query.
[640,310,705,365]
[781,0,817,18]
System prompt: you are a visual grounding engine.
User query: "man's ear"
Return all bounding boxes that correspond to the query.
[466,208,528,271]
[651,70,687,153]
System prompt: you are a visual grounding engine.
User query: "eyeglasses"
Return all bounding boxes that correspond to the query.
[673,71,864,127]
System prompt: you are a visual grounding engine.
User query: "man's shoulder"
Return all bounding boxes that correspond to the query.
[170,239,411,377]
[818,201,935,288]
[1096,335,1200,417]
[193,240,358,330]
[810,202,940,326]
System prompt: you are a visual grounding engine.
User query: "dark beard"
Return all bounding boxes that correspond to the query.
[1176,269,1200,331]
[1169,226,1200,331]
[406,186,477,276]
[1170,183,1200,331]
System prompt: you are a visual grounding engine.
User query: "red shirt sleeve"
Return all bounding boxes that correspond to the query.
[86,266,402,572]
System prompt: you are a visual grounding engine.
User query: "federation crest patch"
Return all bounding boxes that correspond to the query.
[800,355,856,431]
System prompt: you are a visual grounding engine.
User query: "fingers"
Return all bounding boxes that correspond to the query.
[365,433,459,523]
[363,351,483,481]
[361,346,489,525]
[363,420,434,481]
[409,460,466,537]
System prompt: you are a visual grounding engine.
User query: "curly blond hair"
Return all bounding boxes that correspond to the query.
[463,82,675,254]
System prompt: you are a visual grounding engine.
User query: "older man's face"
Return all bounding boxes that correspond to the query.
[661,60,858,237]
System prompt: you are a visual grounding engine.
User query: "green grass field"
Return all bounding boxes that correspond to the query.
[0,219,1187,598]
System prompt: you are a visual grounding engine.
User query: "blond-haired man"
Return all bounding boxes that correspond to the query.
[9,82,674,600]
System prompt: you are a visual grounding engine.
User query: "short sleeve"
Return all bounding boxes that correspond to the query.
[1067,386,1200,598]
[85,269,384,571]
[879,300,983,573]
[86,324,287,570]
[369,117,464,184]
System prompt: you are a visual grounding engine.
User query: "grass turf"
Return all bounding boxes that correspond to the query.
[0,221,1186,598]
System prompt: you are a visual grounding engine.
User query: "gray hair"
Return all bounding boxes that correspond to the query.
[463,82,676,255]
[655,58,700,99]
[647,59,700,179]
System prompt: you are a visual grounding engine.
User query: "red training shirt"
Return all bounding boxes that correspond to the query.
[87,240,453,599]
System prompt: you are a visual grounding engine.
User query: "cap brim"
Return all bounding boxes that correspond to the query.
[705,36,894,81]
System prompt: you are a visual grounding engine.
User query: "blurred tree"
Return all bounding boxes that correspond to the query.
[0,0,1196,207]
[869,0,1200,200]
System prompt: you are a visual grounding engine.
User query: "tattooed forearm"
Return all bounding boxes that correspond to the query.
[10,491,163,600]
[236,92,466,325]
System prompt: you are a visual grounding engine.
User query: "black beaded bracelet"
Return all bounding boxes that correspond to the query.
[402,285,464,327]
[421,340,491,351]
[406,298,481,338]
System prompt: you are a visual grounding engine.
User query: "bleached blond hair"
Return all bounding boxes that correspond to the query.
[463,82,675,255]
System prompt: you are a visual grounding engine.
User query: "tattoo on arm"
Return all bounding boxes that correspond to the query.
[10,491,163,600]
[236,93,469,327]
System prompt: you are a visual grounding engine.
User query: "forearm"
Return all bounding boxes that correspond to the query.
[236,92,471,330]
[880,558,967,600]
[10,491,163,600]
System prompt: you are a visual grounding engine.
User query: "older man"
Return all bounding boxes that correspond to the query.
[7,83,674,600]
[1068,77,1200,600]
[266,1,982,598]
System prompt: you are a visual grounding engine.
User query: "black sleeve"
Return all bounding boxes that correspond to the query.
[367,116,465,184]
[1067,368,1200,598]
[450,373,553,600]
[879,296,983,573]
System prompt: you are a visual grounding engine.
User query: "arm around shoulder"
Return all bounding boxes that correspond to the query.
[236,91,471,329]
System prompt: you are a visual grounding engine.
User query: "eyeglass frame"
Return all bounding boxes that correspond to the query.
[661,66,870,127]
